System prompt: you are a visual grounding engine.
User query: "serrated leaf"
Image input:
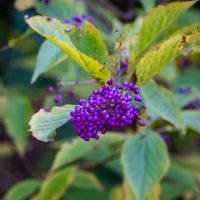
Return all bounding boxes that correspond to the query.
[137,1,197,51]
[31,40,67,83]
[3,96,33,155]
[135,32,200,85]
[121,129,170,200]
[51,133,125,170]
[3,179,41,200]
[73,171,103,191]
[34,0,85,20]
[32,167,74,200]
[27,16,111,84]
[128,0,197,79]
[29,104,75,142]
[142,81,184,129]
[182,111,200,133]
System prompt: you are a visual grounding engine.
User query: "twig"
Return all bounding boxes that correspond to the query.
[58,80,96,86]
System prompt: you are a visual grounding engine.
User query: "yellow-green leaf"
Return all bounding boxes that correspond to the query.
[136,32,200,85]
[32,167,74,200]
[3,179,41,200]
[73,171,103,191]
[127,0,197,79]
[27,16,111,84]
[51,133,125,170]
[137,1,197,51]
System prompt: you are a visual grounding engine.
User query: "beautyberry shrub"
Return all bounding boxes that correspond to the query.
[70,79,147,141]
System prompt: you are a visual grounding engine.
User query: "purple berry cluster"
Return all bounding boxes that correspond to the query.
[70,79,147,141]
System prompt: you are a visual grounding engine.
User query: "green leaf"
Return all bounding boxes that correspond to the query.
[51,133,126,170]
[32,167,74,200]
[137,1,197,51]
[69,21,109,62]
[165,163,198,191]
[73,171,103,191]
[141,81,184,129]
[29,104,75,142]
[31,40,67,83]
[34,0,85,20]
[27,16,111,84]
[3,179,41,200]
[3,96,33,155]
[182,111,200,133]
[121,129,170,200]
[139,0,156,12]
[161,183,184,200]
[135,32,200,85]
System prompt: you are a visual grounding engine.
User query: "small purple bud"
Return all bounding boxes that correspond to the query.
[43,0,50,4]
[73,16,83,24]
[54,94,62,103]
[177,86,191,94]
[87,16,94,23]
[69,90,76,97]
[120,58,129,72]
[24,14,29,21]
[47,86,54,93]
[163,135,170,143]
[142,104,147,110]
[147,115,152,121]
[61,19,70,24]
[138,121,146,126]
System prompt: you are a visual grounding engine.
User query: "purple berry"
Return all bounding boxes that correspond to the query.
[138,121,146,126]
[107,79,113,85]
[134,95,143,102]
